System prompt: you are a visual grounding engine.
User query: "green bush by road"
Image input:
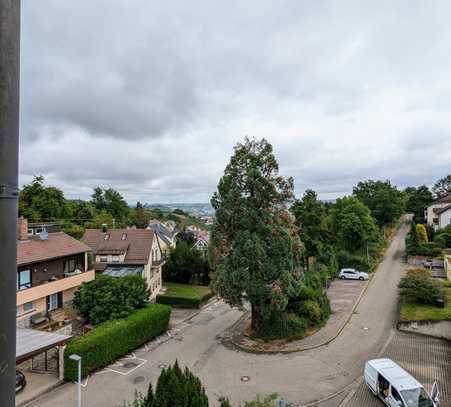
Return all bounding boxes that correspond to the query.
[64,304,171,381]
[156,283,214,308]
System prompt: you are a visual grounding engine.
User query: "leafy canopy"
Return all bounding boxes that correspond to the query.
[210,137,303,333]
[329,196,379,251]
[432,174,451,199]
[73,275,149,325]
[353,179,404,227]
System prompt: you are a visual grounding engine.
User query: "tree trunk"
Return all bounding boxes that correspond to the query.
[251,303,261,333]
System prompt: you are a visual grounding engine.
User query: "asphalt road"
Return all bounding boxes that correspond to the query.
[29,222,450,407]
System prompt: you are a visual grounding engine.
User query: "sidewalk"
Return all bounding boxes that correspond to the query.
[229,278,371,353]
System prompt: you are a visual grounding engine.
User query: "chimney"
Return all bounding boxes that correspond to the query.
[17,217,28,241]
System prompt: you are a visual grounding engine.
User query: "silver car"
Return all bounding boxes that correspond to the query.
[339,268,368,281]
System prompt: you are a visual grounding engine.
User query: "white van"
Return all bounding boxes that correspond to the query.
[364,358,440,407]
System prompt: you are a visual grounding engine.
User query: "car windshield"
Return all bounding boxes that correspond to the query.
[401,388,434,407]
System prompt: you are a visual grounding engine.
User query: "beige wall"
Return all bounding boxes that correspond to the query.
[16,270,95,306]
[145,237,163,300]
[445,255,451,281]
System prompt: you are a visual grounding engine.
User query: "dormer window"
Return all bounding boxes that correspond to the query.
[112,255,120,263]
[121,233,127,240]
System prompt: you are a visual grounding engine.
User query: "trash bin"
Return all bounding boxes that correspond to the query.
[435,298,445,309]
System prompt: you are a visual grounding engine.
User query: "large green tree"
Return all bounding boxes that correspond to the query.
[353,179,404,227]
[91,186,129,222]
[290,189,329,262]
[210,138,303,334]
[19,176,68,221]
[432,174,451,199]
[403,185,433,223]
[329,196,378,251]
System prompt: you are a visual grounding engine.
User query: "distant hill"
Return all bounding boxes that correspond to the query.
[144,203,214,216]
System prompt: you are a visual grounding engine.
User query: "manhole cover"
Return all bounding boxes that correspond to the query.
[133,376,145,384]
[158,363,168,369]
[123,362,138,368]
[240,376,250,382]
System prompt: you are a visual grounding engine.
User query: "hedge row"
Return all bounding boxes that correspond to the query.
[156,291,214,309]
[64,304,171,381]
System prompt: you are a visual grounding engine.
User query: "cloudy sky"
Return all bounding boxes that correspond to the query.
[20,1,451,203]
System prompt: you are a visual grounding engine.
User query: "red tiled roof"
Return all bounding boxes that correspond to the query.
[17,232,91,266]
[83,229,154,265]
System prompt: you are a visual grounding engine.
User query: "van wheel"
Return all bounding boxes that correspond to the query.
[359,277,364,281]
[340,276,346,280]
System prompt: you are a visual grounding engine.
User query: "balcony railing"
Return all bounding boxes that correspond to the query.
[16,269,95,306]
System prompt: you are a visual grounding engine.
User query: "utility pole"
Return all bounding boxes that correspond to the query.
[0,0,20,405]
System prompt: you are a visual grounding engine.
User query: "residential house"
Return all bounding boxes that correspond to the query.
[425,193,451,230]
[163,220,177,233]
[147,220,177,254]
[83,227,163,300]
[16,218,95,328]
[192,230,210,257]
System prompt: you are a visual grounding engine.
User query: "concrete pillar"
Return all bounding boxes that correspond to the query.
[0,1,21,405]
[58,345,66,381]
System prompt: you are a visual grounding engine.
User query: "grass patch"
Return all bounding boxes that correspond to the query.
[400,282,451,322]
[156,282,214,308]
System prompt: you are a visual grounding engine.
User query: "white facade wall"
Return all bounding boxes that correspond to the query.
[438,209,451,230]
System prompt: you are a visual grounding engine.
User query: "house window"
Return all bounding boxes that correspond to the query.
[23,301,35,313]
[17,269,31,290]
[112,255,120,263]
[99,255,108,263]
[47,293,60,311]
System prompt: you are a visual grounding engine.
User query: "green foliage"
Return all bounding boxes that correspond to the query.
[65,304,171,381]
[405,223,443,256]
[432,174,451,199]
[63,224,85,239]
[242,394,278,407]
[434,225,451,248]
[146,361,209,407]
[156,283,213,308]
[353,179,404,227]
[290,189,329,261]
[86,209,114,229]
[219,399,234,407]
[329,196,379,251]
[399,272,444,305]
[91,186,129,222]
[19,176,68,221]
[403,185,433,223]
[128,201,153,228]
[73,275,149,325]
[163,241,210,285]
[211,138,303,336]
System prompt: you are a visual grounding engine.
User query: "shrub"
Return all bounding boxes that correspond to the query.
[156,283,214,309]
[73,275,149,325]
[124,361,209,407]
[416,224,428,243]
[64,304,170,381]
[399,273,444,305]
[285,313,308,339]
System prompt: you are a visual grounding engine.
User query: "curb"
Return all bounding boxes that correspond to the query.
[229,277,373,354]
[18,380,67,407]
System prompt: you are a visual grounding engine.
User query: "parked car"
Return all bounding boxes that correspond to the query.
[339,268,368,280]
[364,358,440,406]
[16,370,26,393]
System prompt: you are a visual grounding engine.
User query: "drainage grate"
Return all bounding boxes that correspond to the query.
[123,362,138,368]
[133,376,145,384]
[240,376,250,382]
[158,363,168,369]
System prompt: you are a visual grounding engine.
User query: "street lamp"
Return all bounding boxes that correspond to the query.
[69,354,82,407]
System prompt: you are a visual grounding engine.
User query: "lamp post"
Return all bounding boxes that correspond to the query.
[69,354,82,407]
[0,1,20,406]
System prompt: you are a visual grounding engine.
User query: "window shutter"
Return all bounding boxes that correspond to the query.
[46,295,50,312]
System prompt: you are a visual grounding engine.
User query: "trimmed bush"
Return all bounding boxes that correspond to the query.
[64,304,171,381]
[399,272,444,305]
[156,283,214,309]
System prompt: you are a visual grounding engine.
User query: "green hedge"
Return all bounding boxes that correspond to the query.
[64,304,171,381]
[156,291,214,308]
[156,283,214,308]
